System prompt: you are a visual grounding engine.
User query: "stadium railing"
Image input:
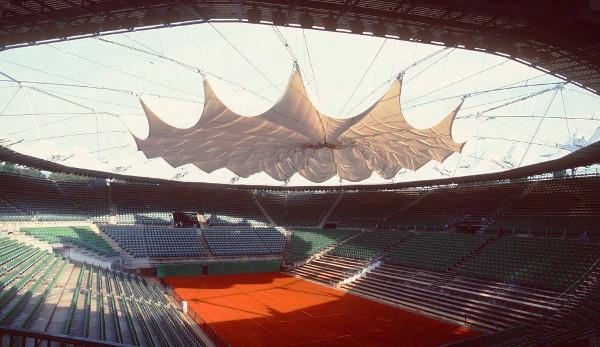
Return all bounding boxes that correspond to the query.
[0,326,131,347]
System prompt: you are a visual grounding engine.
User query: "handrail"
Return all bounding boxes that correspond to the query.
[540,253,600,328]
[550,254,600,306]
[0,326,134,347]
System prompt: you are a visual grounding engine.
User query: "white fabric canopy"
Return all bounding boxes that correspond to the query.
[132,69,465,182]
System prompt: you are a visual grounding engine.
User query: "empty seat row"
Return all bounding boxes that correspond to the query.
[101,225,206,258]
[22,226,118,257]
[0,237,207,346]
[201,226,283,256]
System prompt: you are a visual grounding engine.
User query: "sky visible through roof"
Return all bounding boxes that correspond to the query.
[0,23,599,186]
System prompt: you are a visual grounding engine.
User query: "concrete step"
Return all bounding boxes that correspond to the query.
[45,264,82,335]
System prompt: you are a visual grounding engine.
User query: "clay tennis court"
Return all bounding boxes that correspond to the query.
[165,272,476,347]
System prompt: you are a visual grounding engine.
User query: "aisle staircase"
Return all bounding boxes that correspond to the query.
[543,256,600,329]
[432,236,499,288]
[298,229,366,266]
[252,194,276,226]
[51,180,88,218]
[485,181,540,231]
[318,192,343,228]
[197,231,214,257]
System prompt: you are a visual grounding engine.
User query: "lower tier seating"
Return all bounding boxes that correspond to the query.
[290,254,369,285]
[492,326,600,347]
[458,236,600,291]
[101,226,206,258]
[341,263,563,331]
[201,226,284,256]
[21,226,118,257]
[0,237,207,346]
[387,232,490,272]
[329,230,410,260]
[286,229,358,263]
[289,232,600,333]
[561,283,600,329]
[254,227,286,253]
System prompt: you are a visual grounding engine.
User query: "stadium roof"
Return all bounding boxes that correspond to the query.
[1,1,599,94]
[1,19,599,186]
[1,139,599,192]
[134,69,464,183]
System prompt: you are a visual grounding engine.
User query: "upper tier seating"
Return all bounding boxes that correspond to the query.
[201,226,283,256]
[458,236,600,291]
[387,232,490,272]
[383,181,527,230]
[57,180,111,223]
[256,192,339,226]
[328,190,420,228]
[101,225,206,258]
[197,187,268,226]
[112,182,200,225]
[0,171,598,242]
[111,182,268,226]
[0,197,29,221]
[0,237,207,346]
[22,226,118,257]
[491,177,600,236]
[0,172,85,221]
[286,229,358,263]
[329,230,410,260]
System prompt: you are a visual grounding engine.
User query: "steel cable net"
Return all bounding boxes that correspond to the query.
[1,23,599,185]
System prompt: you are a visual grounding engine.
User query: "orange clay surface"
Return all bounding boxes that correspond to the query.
[165,272,478,347]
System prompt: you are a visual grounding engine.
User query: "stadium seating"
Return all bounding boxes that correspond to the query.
[0,237,207,346]
[564,288,600,328]
[329,230,410,260]
[292,231,600,332]
[56,180,111,223]
[201,226,284,256]
[0,197,30,221]
[383,181,528,230]
[254,226,287,253]
[458,236,600,291]
[2,171,599,240]
[342,262,564,331]
[387,232,490,272]
[111,183,193,225]
[256,192,339,226]
[291,254,370,285]
[0,172,85,221]
[329,190,420,227]
[101,225,206,258]
[196,187,268,226]
[103,224,283,258]
[110,182,270,226]
[286,228,358,263]
[21,226,118,257]
[101,226,148,257]
[490,177,600,237]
